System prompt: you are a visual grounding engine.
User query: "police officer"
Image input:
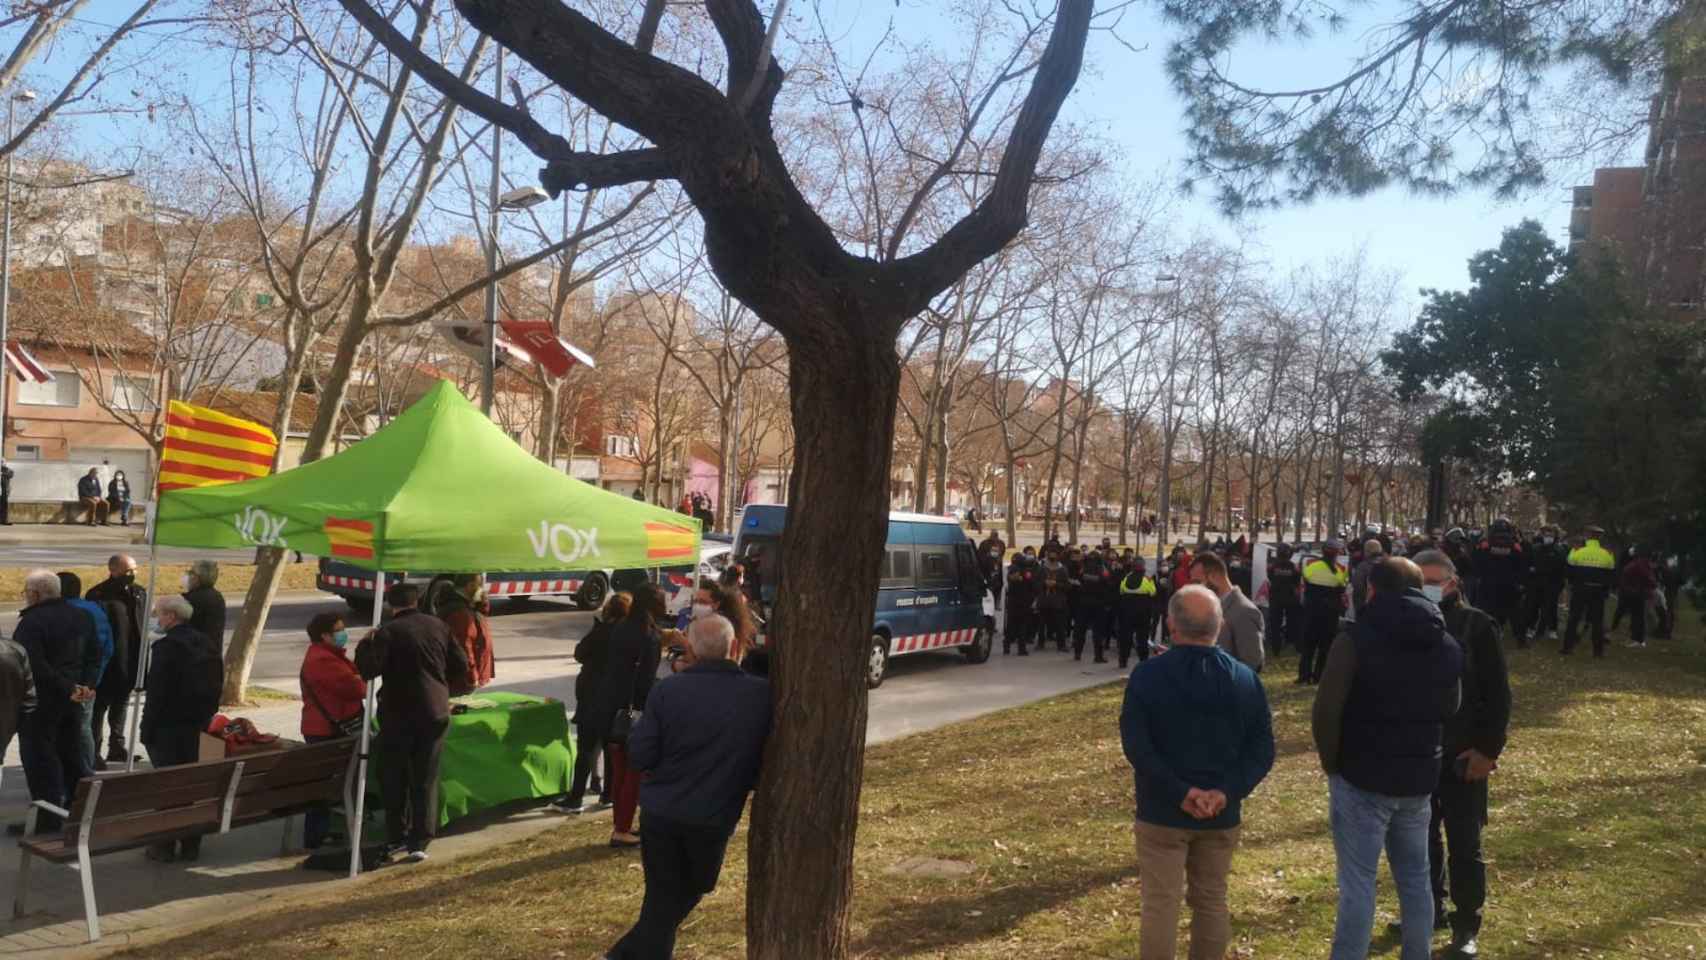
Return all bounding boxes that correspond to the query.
[1003,549,1038,656]
[1073,549,1112,663]
[1266,543,1304,657]
[1470,518,1524,640]
[1297,539,1348,684]
[1518,524,1568,646]
[978,532,1006,612]
[1563,526,1616,657]
[1115,559,1159,669]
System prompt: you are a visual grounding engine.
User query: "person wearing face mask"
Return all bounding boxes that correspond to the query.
[297,611,366,848]
[1003,552,1037,655]
[87,555,145,764]
[1517,525,1568,646]
[977,531,1006,612]
[1410,550,1510,959]
[142,595,223,861]
[438,573,495,688]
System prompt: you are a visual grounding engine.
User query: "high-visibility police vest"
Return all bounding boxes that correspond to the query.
[1567,538,1616,591]
[1121,575,1157,596]
[1303,558,1349,589]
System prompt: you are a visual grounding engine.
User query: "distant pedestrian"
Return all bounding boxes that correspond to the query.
[1610,547,1657,649]
[0,459,13,524]
[106,471,133,526]
[1121,584,1275,960]
[556,591,631,814]
[141,594,223,862]
[1312,558,1463,960]
[606,614,772,960]
[354,583,470,863]
[182,560,227,648]
[76,468,108,525]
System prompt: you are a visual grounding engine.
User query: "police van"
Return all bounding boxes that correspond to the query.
[733,505,994,688]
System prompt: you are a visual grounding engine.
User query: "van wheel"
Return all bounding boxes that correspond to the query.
[867,634,891,689]
[961,622,994,664]
[575,573,609,611]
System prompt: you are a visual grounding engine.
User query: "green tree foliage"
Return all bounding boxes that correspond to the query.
[1384,220,1706,545]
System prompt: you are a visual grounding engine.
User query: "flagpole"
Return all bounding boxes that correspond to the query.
[124,500,161,773]
[349,569,382,879]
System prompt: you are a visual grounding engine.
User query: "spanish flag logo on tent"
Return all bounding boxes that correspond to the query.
[324,517,376,560]
[158,401,279,493]
[644,522,696,562]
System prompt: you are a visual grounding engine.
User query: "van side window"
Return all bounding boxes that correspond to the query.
[882,548,913,588]
[918,548,955,587]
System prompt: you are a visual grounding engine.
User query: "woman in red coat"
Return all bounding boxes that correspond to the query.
[298,611,366,848]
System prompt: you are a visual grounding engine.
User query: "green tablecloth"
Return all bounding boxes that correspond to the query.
[370,692,577,828]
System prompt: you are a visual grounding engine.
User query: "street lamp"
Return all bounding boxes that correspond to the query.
[498,186,548,211]
[0,88,37,463]
[1152,273,1181,567]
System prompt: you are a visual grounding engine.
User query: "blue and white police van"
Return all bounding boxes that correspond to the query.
[733,505,994,688]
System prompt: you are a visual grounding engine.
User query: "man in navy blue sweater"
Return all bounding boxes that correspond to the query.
[1120,583,1276,960]
[607,613,772,960]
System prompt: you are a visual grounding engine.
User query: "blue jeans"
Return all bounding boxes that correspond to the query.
[1329,774,1435,960]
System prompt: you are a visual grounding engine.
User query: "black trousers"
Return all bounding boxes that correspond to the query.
[1116,608,1153,665]
[566,726,603,804]
[90,684,129,754]
[1518,579,1563,641]
[1071,605,1107,660]
[1611,590,1647,644]
[1002,606,1032,653]
[145,723,206,858]
[18,709,83,833]
[1297,608,1336,682]
[1564,588,1608,656]
[1429,767,1490,938]
[376,717,449,851]
[610,812,733,960]
[1268,603,1303,656]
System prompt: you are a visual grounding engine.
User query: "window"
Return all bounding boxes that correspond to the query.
[917,548,955,587]
[605,434,639,458]
[881,548,914,589]
[17,371,78,407]
[13,444,40,460]
[110,374,156,412]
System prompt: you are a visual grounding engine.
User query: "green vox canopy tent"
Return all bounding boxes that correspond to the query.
[148,379,700,878]
[154,379,702,572]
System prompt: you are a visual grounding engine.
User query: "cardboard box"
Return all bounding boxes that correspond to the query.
[197,732,296,762]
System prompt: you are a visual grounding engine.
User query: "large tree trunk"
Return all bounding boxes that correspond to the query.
[1003,449,1019,547]
[747,319,899,959]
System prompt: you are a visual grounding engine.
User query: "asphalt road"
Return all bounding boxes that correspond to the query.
[0,589,1127,755]
[0,545,269,568]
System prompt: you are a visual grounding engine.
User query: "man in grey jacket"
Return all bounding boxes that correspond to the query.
[1192,552,1266,673]
[1,634,35,793]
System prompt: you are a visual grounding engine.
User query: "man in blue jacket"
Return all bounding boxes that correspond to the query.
[1120,583,1275,960]
[608,613,772,960]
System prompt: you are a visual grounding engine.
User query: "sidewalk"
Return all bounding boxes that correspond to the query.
[0,525,146,547]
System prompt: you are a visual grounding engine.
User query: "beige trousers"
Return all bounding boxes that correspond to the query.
[1135,818,1241,960]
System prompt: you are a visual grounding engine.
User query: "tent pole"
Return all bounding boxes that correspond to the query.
[124,504,162,773]
[350,570,383,879]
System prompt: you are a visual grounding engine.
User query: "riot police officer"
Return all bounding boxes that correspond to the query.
[1266,542,1304,657]
[1073,549,1113,663]
[1518,524,1568,646]
[1471,518,1524,639]
[1003,550,1038,655]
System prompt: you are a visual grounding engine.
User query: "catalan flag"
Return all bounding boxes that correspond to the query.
[644,521,696,562]
[324,517,376,560]
[158,401,279,493]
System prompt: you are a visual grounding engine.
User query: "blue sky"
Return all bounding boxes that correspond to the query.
[30,1,1638,314]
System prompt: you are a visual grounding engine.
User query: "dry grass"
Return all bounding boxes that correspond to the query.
[117,623,1706,960]
[0,562,319,602]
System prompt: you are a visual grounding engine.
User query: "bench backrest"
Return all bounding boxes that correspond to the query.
[62,738,358,851]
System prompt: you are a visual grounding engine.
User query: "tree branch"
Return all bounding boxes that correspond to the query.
[887,0,1093,319]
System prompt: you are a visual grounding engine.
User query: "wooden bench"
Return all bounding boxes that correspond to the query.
[11,737,359,942]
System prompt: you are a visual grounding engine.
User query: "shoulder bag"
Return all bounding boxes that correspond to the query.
[301,667,365,737]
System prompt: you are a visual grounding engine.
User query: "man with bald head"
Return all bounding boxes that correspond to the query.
[1313,557,1464,960]
[86,554,145,764]
[1121,584,1275,960]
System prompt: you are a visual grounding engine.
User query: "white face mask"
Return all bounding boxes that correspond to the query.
[180,574,192,591]
[691,602,714,620]
[1422,584,1446,604]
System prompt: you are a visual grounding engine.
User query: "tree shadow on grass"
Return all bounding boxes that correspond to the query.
[851,861,1132,957]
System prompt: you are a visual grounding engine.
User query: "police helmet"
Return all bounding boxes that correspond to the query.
[1275,542,1294,559]
[1490,517,1513,534]
[1446,527,1466,544]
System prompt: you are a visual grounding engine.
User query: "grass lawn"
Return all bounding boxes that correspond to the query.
[119,625,1706,960]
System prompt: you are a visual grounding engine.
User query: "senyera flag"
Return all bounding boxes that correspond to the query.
[159,401,279,493]
[3,340,53,384]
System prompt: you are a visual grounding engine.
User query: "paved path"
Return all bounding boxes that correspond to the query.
[0,598,1125,957]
